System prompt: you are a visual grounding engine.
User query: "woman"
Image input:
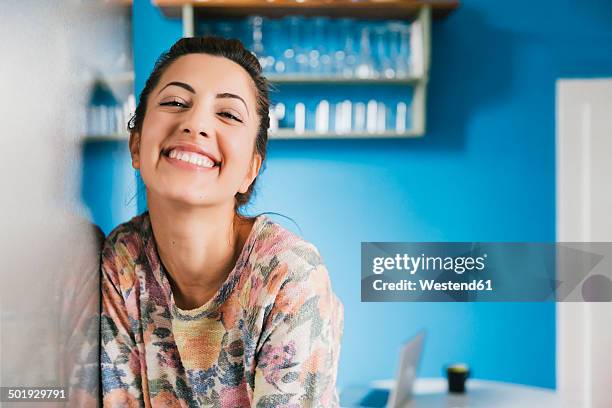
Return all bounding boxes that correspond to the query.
[101,37,343,407]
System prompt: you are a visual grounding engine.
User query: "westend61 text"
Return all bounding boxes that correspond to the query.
[372,279,493,291]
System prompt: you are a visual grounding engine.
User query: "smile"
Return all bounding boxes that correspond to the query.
[164,148,219,169]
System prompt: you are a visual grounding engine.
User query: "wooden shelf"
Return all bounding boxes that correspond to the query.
[154,0,458,20]
[269,129,422,140]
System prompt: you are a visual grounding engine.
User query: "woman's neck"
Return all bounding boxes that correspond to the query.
[147,193,252,310]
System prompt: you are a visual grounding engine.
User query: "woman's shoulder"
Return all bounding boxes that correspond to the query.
[243,216,342,341]
[251,215,325,275]
[243,215,337,306]
[100,212,151,285]
[103,212,150,250]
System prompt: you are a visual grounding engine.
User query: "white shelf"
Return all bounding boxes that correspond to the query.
[270,129,422,140]
[82,134,129,142]
[266,74,423,85]
[104,70,135,85]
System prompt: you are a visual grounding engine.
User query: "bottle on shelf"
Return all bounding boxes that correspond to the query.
[269,97,412,137]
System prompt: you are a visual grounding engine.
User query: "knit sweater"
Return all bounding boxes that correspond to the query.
[101,212,343,407]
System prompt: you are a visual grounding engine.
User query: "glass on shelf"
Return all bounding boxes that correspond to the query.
[246,16,268,72]
[338,18,358,78]
[353,102,366,132]
[195,15,420,83]
[334,100,352,134]
[374,24,394,79]
[315,100,330,134]
[388,21,411,78]
[312,17,333,76]
[275,103,287,128]
[366,99,378,133]
[294,102,306,134]
[301,17,318,75]
[355,22,378,79]
[265,18,285,74]
[395,101,408,133]
[280,16,307,75]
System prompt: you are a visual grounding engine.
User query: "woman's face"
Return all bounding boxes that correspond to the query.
[131,53,262,209]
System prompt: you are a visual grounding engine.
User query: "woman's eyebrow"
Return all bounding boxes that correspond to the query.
[216,92,249,117]
[157,81,195,95]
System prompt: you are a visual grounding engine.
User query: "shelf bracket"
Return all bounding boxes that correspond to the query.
[182,4,194,37]
[411,5,431,136]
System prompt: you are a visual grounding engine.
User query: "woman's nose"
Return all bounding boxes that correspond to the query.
[180,106,214,138]
[181,126,208,138]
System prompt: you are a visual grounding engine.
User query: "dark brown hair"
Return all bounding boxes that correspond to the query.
[128,36,270,211]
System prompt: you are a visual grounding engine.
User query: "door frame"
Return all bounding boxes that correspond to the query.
[556,78,612,408]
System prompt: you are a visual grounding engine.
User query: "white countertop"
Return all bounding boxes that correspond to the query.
[341,377,563,408]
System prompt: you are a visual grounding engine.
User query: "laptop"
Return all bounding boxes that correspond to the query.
[355,331,426,408]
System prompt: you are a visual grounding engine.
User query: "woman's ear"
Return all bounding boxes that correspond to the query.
[238,153,263,194]
[128,131,141,170]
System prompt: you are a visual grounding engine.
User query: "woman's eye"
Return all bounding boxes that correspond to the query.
[218,111,243,123]
[159,99,187,108]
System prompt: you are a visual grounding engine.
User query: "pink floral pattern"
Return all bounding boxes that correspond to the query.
[101,212,343,407]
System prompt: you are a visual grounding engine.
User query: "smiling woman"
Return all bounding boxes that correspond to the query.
[100,37,344,407]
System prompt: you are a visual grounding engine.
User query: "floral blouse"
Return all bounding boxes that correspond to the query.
[101,212,343,407]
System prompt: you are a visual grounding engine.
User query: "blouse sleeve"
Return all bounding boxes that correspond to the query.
[252,261,344,408]
[100,240,147,408]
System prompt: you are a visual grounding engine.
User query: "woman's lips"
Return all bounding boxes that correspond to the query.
[167,148,216,167]
[162,150,220,172]
[162,143,220,166]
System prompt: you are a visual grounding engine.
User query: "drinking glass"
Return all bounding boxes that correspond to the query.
[338,18,357,78]
[282,16,308,75]
[312,17,333,76]
[246,16,269,71]
[395,22,411,77]
[266,19,285,74]
[355,22,375,78]
[374,24,394,78]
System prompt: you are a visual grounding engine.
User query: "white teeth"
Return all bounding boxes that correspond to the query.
[167,148,215,168]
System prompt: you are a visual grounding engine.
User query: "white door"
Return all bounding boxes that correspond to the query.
[557,79,612,408]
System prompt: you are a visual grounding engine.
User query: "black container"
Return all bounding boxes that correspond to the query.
[446,363,470,393]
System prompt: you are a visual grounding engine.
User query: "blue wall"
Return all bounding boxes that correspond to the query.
[82,0,612,390]
[81,141,137,235]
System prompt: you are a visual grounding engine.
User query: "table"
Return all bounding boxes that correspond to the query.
[341,377,563,408]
